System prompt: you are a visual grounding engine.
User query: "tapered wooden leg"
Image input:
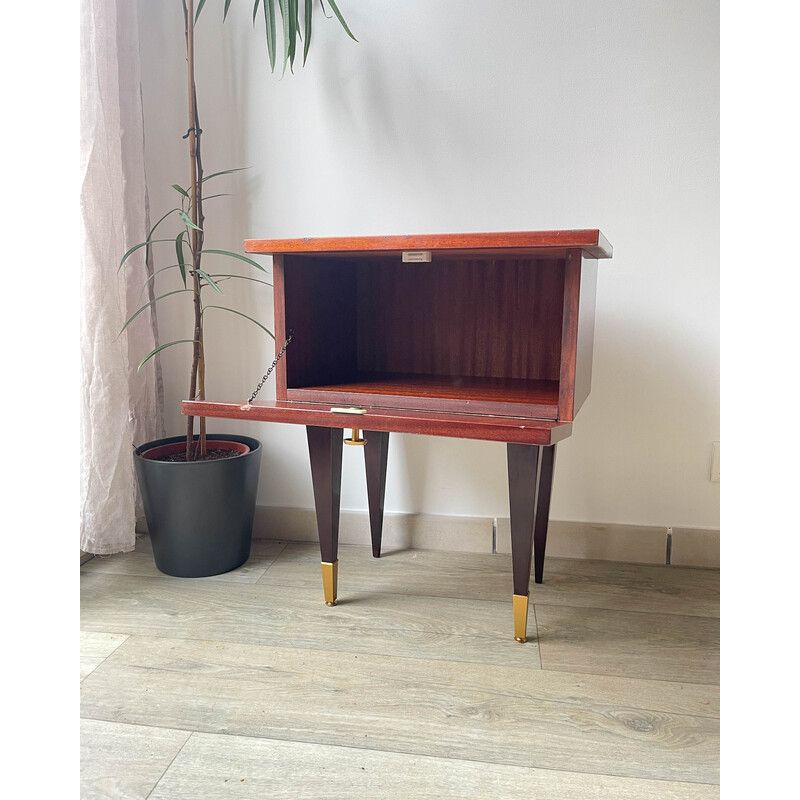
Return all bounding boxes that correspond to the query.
[307,426,343,606]
[507,443,541,642]
[363,431,390,558]
[533,444,556,585]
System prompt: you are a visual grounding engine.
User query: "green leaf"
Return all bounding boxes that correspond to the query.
[279,0,290,76]
[179,210,203,232]
[203,306,275,339]
[201,193,231,202]
[143,208,181,270]
[120,290,193,337]
[252,0,261,25]
[326,0,357,41]
[145,208,181,241]
[138,265,185,301]
[176,232,188,286]
[137,340,197,373]
[201,167,248,182]
[195,0,208,22]
[264,0,277,72]
[288,0,298,70]
[303,0,312,64]
[208,273,273,288]
[224,0,233,21]
[196,269,224,294]
[119,239,174,272]
[200,249,268,272]
[172,184,189,198]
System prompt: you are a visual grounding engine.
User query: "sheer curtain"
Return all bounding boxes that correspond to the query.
[80,0,165,554]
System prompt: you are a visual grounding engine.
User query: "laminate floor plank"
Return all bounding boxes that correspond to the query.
[81,635,719,784]
[533,558,718,617]
[81,537,288,583]
[80,631,130,681]
[536,604,719,684]
[149,730,720,800]
[80,718,191,800]
[81,658,106,681]
[259,542,719,617]
[80,542,719,791]
[80,570,543,668]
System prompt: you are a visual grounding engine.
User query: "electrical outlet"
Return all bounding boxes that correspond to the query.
[710,442,720,483]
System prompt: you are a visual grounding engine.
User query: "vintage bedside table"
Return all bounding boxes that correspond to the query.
[183,229,612,642]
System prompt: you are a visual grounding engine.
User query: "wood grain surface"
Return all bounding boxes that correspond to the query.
[149,730,718,800]
[81,540,718,795]
[244,229,613,259]
[181,399,573,444]
[256,543,720,617]
[82,635,718,783]
[80,719,190,800]
[81,537,287,583]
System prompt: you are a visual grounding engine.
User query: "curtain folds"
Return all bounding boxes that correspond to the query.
[80,0,164,554]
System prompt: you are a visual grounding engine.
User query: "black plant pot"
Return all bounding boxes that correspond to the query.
[133,433,261,577]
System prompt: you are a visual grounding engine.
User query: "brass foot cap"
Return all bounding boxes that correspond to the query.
[515,636,527,643]
[325,601,337,607]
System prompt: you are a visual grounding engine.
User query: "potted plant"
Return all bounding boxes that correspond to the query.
[119,0,355,577]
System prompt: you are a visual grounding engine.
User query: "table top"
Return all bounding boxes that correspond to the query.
[244,229,613,260]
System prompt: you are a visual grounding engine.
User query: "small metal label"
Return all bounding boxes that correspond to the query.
[330,407,368,414]
[402,250,432,263]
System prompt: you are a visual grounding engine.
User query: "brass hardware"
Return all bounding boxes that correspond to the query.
[344,428,366,446]
[321,560,338,606]
[513,593,529,643]
[402,250,432,263]
[330,407,367,415]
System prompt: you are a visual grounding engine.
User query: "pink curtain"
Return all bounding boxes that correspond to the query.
[80,0,165,554]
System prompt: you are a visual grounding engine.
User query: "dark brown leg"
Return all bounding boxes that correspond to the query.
[507,443,541,642]
[363,430,390,558]
[307,426,343,605]
[533,444,556,584]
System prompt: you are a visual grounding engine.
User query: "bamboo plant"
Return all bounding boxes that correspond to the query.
[119,0,355,460]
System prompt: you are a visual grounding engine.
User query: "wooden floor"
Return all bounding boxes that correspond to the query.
[80,537,719,799]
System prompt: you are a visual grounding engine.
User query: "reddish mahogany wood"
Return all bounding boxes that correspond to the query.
[283,256,358,388]
[306,426,343,564]
[507,443,540,597]
[245,229,613,259]
[272,255,287,398]
[289,374,559,403]
[573,254,599,418]
[533,444,557,584]
[182,400,573,446]
[557,249,581,421]
[188,229,611,601]
[285,375,559,419]
[355,258,564,382]
[276,252,569,417]
[363,430,390,558]
[557,249,600,421]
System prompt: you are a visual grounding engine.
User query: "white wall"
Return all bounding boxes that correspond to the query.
[136,0,719,530]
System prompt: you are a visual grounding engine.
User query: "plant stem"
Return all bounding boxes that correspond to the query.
[183,0,206,459]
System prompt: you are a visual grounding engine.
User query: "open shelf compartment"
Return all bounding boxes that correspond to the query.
[274,249,592,420]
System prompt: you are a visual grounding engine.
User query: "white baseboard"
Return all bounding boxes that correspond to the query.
[496,519,668,564]
[670,527,720,568]
[253,506,720,568]
[254,506,494,553]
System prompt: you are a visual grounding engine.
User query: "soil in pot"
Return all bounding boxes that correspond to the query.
[140,439,250,463]
[153,448,242,463]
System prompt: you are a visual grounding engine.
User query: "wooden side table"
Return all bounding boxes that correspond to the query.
[184,229,613,641]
